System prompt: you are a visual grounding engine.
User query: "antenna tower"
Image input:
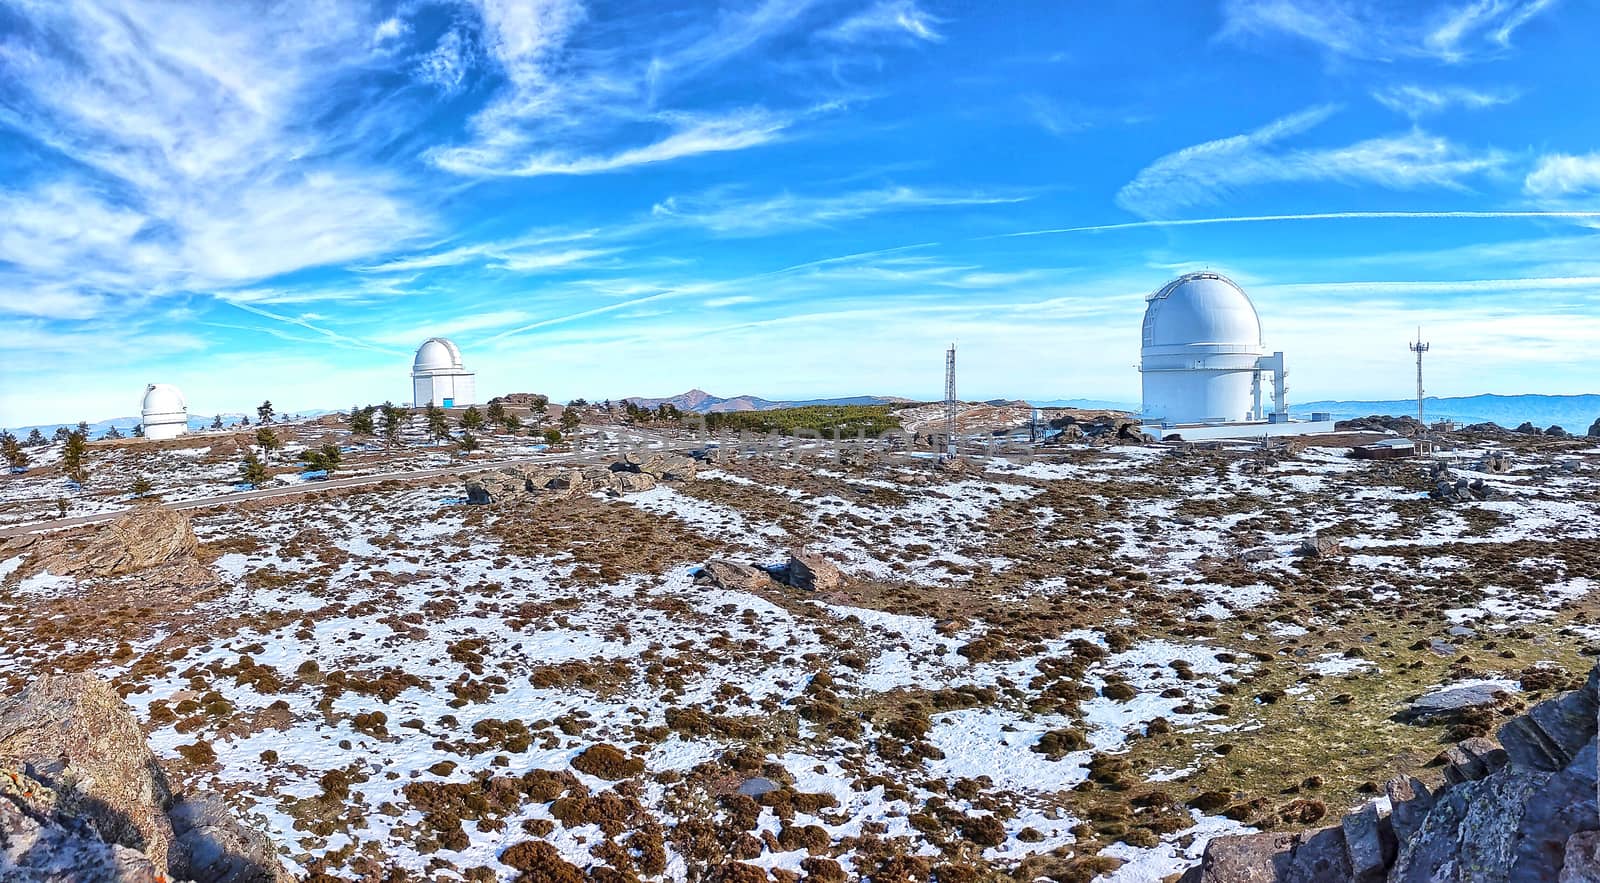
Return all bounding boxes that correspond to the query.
[1409,328,1429,424]
[943,344,957,459]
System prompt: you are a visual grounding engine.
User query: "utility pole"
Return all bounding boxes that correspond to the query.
[944,344,957,459]
[1409,328,1429,425]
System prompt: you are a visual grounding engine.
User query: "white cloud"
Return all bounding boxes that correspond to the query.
[1524,153,1600,199]
[426,0,858,177]
[1371,84,1516,117]
[1116,106,1507,217]
[0,0,432,313]
[1220,0,1558,63]
[821,0,945,43]
[650,185,1027,235]
[417,27,476,94]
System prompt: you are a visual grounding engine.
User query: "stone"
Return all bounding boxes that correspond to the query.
[616,471,657,493]
[169,795,294,883]
[1588,417,1600,438]
[1295,535,1342,558]
[1183,826,1352,882]
[785,549,843,592]
[465,470,524,505]
[1560,830,1600,882]
[8,506,200,582]
[0,673,178,870]
[736,777,779,798]
[1384,775,1434,844]
[1339,802,1394,883]
[0,783,169,882]
[702,560,772,593]
[1499,683,1598,772]
[1399,682,1518,724]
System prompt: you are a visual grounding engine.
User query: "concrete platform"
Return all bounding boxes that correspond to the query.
[1140,419,1340,441]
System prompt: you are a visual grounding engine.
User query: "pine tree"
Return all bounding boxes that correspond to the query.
[240,451,270,487]
[130,477,153,497]
[300,443,342,476]
[103,425,123,440]
[502,413,522,433]
[255,427,282,463]
[240,415,251,427]
[543,428,562,445]
[62,430,89,485]
[25,429,46,447]
[560,408,580,433]
[380,402,403,449]
[210,414,224,430]
[257,400,275,424]
[132,423,144,438]
[55,497,68,518]
[460,406,484,432]
[457,431,479,454]
[425,404,451,443]
[349,405,375,436]
[485,402,506,425]
[76,421,90,436]
[53,426,70,442]
[1,432,29,471]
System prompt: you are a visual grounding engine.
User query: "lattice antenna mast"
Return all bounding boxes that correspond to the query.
[944,344,957,458]
[1409,328,1429,424]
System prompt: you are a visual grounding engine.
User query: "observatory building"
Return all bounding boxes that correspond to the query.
[1137,272,1333,440]
[412,337,475,409]
[141,383,188,440]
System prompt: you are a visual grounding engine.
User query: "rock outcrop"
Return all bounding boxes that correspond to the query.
[1589,417,1600,439]
[0,674,290,882]
[4,505,203,583]
[465,453,696,505]
[699,560,774,592]
[1336,415,1425,437]
[784,549,843,592]
[1181,663,1600,882]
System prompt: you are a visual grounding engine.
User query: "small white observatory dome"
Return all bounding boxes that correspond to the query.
[1139,273,1287,425]
[141,383,189,440]
[411,337,476,408]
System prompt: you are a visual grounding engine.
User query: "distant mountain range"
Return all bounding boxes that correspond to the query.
[1295,394,1600,430]
[1028,398,1140,412]
[4,410,336,440]
[621,389,910,414]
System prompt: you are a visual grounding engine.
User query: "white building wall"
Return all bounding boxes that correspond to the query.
[413,372,476,408]
[1141,369,1258,424]
[142,418,186,440]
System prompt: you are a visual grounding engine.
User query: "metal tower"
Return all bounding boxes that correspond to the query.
[1409,328,1429,424]
[943,344,957,458]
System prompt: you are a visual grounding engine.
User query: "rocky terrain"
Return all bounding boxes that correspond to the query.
[1,416,1598,881]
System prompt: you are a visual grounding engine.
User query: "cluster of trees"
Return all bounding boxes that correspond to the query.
[618,400,684,424]
[1,432,29,471]
[340,396,575,454]
[702,405,901,437]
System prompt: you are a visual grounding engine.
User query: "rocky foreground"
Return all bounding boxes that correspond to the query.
[1,672,289,882]
[2,429,1598,881]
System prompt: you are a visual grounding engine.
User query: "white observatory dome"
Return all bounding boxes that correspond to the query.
[411,337,475,409]
[413,337,464,374]
[141,383,189,440]
[1140,273,1270,425]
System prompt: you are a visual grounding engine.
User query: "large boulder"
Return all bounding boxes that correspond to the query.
[785,549,843,592]
[1588,418,1600,438]
[7,506,200,582]
[0,673,177,869]
[1398,682,1520,725]
[465,470,525,505]
[619,452,697,481]
[701,560,773,593]
[0,675,290,883]
[0,773,169,882]
[169,795,293,883]
[1183,661,1600,882]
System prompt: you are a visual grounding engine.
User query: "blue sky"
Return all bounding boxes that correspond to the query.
[3,0,1600,424]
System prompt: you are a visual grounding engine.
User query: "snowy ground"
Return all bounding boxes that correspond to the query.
[2,425,1598,881]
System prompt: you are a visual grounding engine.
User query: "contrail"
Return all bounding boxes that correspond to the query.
[479,241,940,343]
[224,300,401,355]
[996,210,1600,238]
